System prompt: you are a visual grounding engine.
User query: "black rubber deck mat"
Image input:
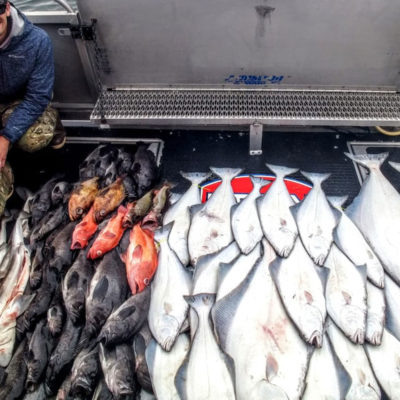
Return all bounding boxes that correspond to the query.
[7,126,400,206]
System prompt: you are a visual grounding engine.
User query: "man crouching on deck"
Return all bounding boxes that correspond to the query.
[0,0,66,214]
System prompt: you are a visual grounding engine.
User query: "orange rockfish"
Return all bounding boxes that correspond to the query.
[68,177,100,221]
[71,206,98,250]
[87,205,128,260]
[93,178,126,224]
[123,224,158,294]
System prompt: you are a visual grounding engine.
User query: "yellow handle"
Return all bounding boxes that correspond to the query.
[375,126,400,136]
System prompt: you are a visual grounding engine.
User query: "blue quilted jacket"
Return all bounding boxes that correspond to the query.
[0,7,54,143]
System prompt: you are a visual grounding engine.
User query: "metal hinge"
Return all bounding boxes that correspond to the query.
[70,19,97,41]
[249,123,263,155]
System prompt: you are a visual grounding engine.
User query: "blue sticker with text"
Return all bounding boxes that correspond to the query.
[224,74,284,85]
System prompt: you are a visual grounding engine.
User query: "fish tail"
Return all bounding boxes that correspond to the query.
[389,161,400,174]
[266,164,298,179]
[183,293,216,312]
[300,171,331,186]
[345,152,388,170]
[249,176,269,192]
[327,195,348,209]
[209,167,243,181]
[154,222,173,242]
[180,171,212,185]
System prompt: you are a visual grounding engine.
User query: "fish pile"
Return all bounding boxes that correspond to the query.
[2,148,400,399]
[148,155,400,400]
[0,144,166,399]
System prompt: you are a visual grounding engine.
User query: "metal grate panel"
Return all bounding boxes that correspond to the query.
[91,89,400,126]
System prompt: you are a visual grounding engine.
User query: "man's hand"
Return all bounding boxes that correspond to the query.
[0,136,10,169]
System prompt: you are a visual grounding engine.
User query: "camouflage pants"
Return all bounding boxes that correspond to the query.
[0,101,58,152]
[0,101,58,216]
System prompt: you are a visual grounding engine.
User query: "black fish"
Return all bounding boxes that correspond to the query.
[47,221,76,274]
[45,317,83,395]
[30,209,57,246]
[133,323,153,394]
[100,343,137,399]
[103,162,118,187]
[32,204,69,244]
[26,319,54,392]
[62,250,94,325]
[92,379,114,400]
[0,338,28,399]
[29,243,45,289]
[70,345,99,398]
[122,175,138,201]
[51,181,72,206]
[47,301,64,337]
[131,144,158,197]
[23,268,58,331]
[98,287,151,346]
[117,147,134,176]
[95,149,117,179]
[55,371,73,400]
[118,228,131,254]
[31,177,60,226]
[82,250,128,341]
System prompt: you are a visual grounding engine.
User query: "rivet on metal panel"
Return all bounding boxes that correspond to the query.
[249,123,263,156]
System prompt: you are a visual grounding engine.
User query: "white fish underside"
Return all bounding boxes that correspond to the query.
[216,243,261,301]
[188,168,241,266]
[365,328,400,399]
[146,335,190,400]
[231,177,264,255]
[365,281,385,346]
[213,240,311,400]
[293,175,337,266]
[190,242,240,339]
[270,238,327,347]
[258,166,298,257]
[327,319,381,400]
[333,206,384,288]
[164,172,210,266]
[346,163,400,286]
[149,227,192,351]
[0,245,29,317]
[180,297,235,400]
[302,334,344,400]
[324,244,367,344]
[384,274,400,342]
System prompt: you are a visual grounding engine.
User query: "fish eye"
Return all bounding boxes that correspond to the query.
[77,207,83,215]
[97,250,102,256]
[144,278,150,285]
[100,210,105,216]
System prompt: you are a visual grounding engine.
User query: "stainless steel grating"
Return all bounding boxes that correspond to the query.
[91,89,400,126]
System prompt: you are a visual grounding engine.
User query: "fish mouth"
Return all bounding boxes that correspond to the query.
[72,377,91,396]
[71,241,83,250]
[309,331,322,348]
[121,219,133,229]
[26,376,38,393]
[351,329,365,344]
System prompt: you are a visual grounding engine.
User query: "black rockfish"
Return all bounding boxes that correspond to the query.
[26,319,55,393]
[100,343,137,399]
[98,286,150,346]
[82,250,128,341]
[62,250,94,324]
[45,317,83,395]
[70,345,100,398]
[47,221,76,274]
[0,338,28,399]
[131,144,158,197]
